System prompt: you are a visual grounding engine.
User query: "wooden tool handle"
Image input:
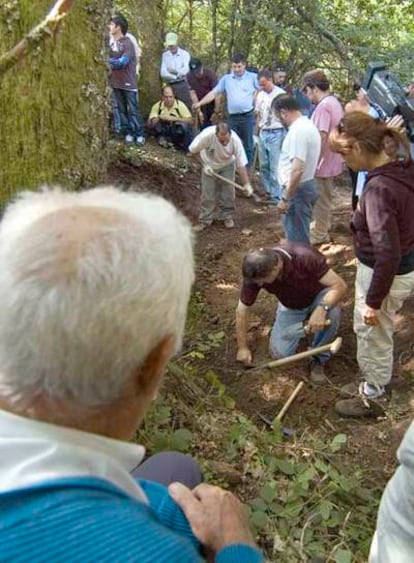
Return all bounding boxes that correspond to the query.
[276,381,304,421]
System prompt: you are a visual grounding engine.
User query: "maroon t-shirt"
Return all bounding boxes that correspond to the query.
[187,68,217,99]
[240,242,329,309]
[109,36,137,91]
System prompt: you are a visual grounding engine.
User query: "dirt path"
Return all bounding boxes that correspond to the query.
[109,146,414,482]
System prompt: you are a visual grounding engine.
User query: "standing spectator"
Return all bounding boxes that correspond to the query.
[193,54,259,167]
[187,59,218,130]
[330,112,414,417]
[108,15,145,146]
[109,18,142,135]
[148,86,193,150]
[189,122,253,231]
[302,70,344,244]
[345,83,381,210]
[255,70,285,202]
[272,64,288,89]
[272,95,321,243]
[160,32,193,110]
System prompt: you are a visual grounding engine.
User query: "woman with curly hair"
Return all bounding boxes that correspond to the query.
[329,112,414,418]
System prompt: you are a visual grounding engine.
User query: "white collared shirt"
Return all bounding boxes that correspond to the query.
[0,408,148,504]
[255,85,285,129]
[160,47,190,82]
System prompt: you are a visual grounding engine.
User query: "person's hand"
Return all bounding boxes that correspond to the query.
[203,165,214,177]
[167,67,178,75]
[236,347,252,364]
[307,306,328,333]
[192,102,201,111]
[386,114,405,133]
[168,482,257,554]
[277,199,289,214]
[243,182,254,197]
[363,305,380,326]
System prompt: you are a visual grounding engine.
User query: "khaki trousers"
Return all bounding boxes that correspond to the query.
[310,177,335,243]
[199,163,235,224]
[354,261,414,387]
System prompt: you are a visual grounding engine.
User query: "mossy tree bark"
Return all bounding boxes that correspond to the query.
[0,0,112,203]
[118,0,164,116]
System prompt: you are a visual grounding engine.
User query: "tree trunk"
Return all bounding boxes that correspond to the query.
[0,0,112,201]
[129,0,164,116]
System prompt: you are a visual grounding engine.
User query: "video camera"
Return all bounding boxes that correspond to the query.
[362,62,414,141]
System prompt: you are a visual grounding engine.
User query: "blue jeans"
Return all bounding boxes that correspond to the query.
[258,129,285,200]
[229,111,255,167]
[111,91,121,134]
[283,179,317,243]
[269,290,341,364]
[113,88,145,138]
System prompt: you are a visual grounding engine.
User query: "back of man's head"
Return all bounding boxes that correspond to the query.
[0,187,194,409]
[242,248,279,281]
[271,94,300,114]
[302,69,330,92]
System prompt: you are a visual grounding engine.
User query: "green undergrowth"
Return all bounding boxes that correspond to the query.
[137,292,381,562]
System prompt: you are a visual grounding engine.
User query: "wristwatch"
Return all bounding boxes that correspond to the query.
[319,303,330,313]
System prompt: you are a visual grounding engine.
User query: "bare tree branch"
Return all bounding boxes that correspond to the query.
[0,0,75,78]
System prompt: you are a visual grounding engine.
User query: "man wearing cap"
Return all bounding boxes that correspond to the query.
[187,59,219,130]
[272,64,288,89]
[193,54,259,167]
[160,32,193,110]
[189,122,253,231]
[255,70,285,202]
[235,243,346,383]
[302,69,344,245]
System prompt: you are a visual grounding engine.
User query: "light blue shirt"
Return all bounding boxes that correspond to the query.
[213,71,258,114]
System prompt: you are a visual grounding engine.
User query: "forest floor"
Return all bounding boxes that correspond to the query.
[107,140,414,562]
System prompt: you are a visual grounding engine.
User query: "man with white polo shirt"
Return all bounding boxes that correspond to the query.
[189,122,253,231]
[193,54,258,167]
[272,94,321,243]
[255,70,285,202]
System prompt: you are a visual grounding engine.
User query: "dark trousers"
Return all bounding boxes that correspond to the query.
[170,81,193,110]
[200,102,215,130]
[113,88,145,138]
[131,451,202,489]
[149,121,193,151]
[229,111,255,167]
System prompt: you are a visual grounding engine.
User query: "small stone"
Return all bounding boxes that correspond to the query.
[208,461,242,485]
[241,228,253,236]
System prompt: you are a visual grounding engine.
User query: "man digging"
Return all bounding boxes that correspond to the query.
[235,242,347,383]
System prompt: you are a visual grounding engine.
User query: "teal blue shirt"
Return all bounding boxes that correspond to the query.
[0,476,264,562]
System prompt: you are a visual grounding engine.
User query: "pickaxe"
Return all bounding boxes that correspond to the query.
[244,336,343,373]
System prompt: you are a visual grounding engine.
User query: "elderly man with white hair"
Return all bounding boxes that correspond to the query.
[0,187,262,562]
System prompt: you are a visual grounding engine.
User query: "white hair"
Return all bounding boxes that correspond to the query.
[0,186,194,407]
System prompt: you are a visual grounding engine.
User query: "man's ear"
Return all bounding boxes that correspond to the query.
[134,336,175,399]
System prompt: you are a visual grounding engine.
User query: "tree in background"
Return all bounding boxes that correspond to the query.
[0,0,111,201]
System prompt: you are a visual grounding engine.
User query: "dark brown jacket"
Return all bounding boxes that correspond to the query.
[352,160,414,308]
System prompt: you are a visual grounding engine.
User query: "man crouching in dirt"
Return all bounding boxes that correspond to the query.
[236,242,346,383]
[189,122,254,232]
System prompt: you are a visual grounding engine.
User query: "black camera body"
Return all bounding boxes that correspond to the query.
[362,62,414,141]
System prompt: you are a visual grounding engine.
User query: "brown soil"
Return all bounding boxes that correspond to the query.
[108,141,414,482]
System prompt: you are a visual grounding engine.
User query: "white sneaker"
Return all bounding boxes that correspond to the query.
[125,134,134,144]
[136,136,145,146]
